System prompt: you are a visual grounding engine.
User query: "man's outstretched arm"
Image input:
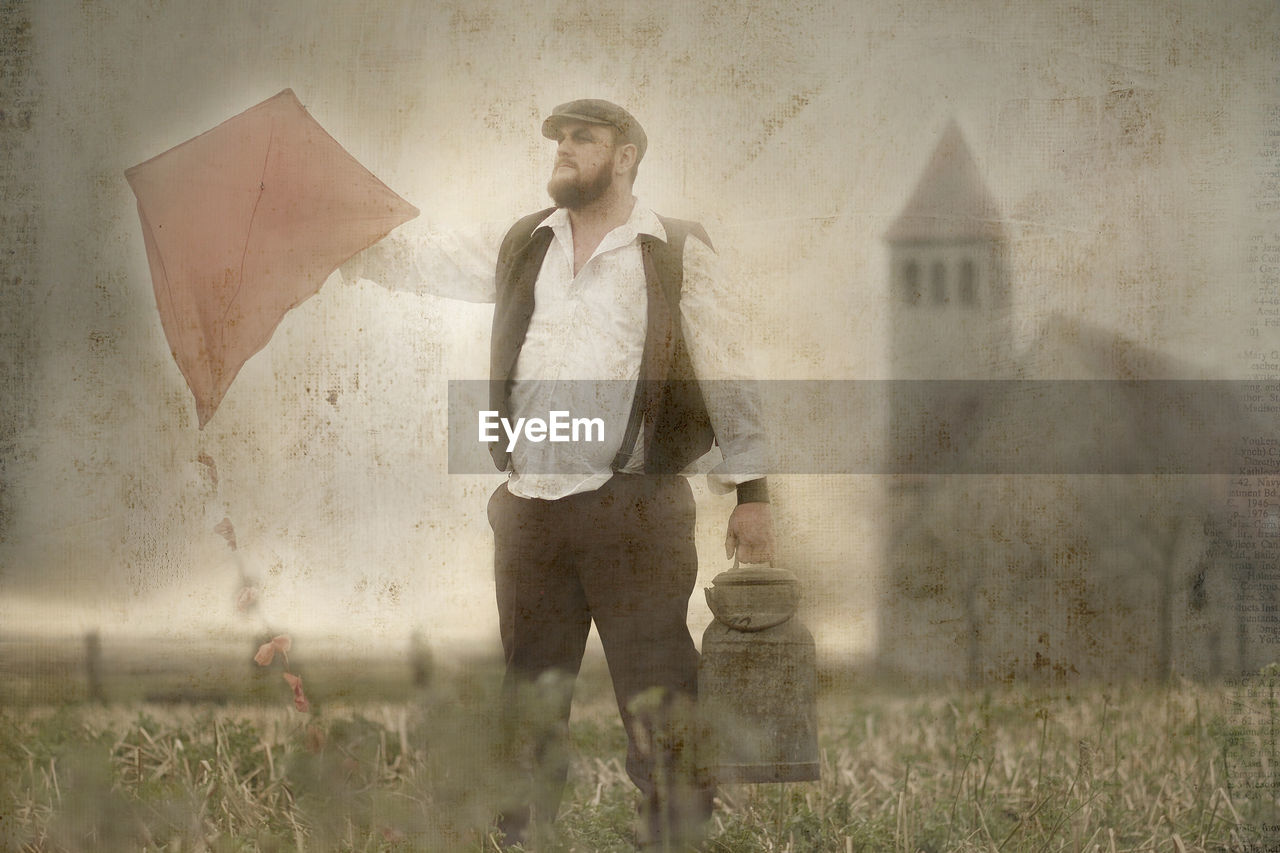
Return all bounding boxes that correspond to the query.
[340,217,505,303]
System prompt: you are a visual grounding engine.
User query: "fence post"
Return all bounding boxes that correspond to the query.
[410,629,433,689]
[84,630,105,703]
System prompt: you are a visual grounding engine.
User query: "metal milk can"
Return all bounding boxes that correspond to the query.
[699,561,820,783]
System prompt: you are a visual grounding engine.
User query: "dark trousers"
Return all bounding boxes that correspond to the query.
[488,474,713,845]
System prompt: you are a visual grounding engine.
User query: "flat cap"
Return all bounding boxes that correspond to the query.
[541,99,647,163]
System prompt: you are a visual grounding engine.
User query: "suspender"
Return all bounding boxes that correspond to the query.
[611,239,670,470]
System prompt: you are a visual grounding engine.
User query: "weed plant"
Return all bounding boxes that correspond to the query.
[2,667,1279,851]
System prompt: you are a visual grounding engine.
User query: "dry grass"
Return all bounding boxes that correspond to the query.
[3,665,1280,851]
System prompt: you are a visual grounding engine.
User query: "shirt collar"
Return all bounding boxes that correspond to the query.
[537,199,668,245]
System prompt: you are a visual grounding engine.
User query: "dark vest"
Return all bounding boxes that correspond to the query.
[489,207,715,474]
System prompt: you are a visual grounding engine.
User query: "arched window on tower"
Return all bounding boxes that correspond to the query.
[959,259,977,306]
[931,261,947,305]
[901,261,920,305]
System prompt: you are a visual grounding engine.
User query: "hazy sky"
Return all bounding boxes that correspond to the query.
[1,0,1275,657]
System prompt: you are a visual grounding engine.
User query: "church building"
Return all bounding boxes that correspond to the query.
[875,122,1272,683]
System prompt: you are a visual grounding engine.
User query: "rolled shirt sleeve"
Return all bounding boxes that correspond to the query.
[677,235,772,495]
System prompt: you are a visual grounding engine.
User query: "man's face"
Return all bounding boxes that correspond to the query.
[546,121,619,209]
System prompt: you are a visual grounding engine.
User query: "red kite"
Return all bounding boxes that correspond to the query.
[125,89,418,427]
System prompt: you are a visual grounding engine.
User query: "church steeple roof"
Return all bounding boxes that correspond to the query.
[885,120,1003,243]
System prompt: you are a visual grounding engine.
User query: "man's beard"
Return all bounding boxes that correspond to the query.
[547,162,613,209]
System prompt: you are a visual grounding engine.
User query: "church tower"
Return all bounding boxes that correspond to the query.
[886,119,1011,382]
[879,121,1012,680]
[883,120,1013,474]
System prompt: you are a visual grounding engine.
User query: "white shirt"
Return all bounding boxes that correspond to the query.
[353,200,769,500]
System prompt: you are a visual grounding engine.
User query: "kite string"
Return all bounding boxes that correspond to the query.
[202,450,308,711]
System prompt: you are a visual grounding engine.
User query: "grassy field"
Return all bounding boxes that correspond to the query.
[3,657,1280,852]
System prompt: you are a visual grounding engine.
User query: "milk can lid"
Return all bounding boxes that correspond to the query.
[710,564,797,587]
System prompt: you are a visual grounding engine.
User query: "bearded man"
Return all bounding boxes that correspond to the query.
[347,99,772,851]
